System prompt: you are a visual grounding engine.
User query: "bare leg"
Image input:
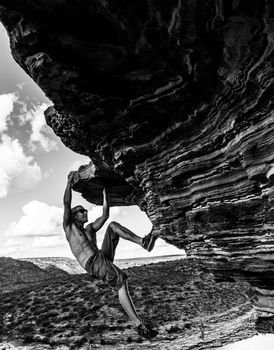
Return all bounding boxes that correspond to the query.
[109,221,143,246]
[118,281,142,326]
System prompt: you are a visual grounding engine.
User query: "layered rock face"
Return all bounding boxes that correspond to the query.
[1,0,274,325]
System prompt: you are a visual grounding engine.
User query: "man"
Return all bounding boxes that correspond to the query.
[63,172,158,339]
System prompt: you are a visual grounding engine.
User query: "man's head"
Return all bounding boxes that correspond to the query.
[71,205,88,224]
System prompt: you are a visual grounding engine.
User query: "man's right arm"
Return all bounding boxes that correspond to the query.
[63,172,74,231]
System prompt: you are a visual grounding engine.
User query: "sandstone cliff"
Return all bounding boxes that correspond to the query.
[1,0,273,332]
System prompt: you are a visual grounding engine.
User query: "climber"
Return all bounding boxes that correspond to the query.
[63,172,158,339]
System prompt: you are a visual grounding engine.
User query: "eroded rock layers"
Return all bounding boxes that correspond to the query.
[1,0,274,319]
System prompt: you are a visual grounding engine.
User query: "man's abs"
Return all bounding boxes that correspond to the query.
[66,226,98,269]
[70,242,98,269]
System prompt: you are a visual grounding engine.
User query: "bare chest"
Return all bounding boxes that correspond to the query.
[66,224,96,245]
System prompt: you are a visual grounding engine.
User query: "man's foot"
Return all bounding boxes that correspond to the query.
[141,233,157,252]
[137,323,158,339]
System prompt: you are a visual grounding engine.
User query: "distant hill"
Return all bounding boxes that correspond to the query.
[115,254,185,269]
[0,257,69,294]
[20,254,185,274]
[20,257,86,274]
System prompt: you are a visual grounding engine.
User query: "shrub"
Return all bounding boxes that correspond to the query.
[91,305,101,312]
[18,324,34,333]
[92,324,108,332]
[167,325,181,334]
[79,324,90,335]
[73,336,87,347]
[22,334,33,343]
[39,327,47,334]
[45,310,58,318]
[62,306,70,312]
[60,313,74,321]
[40,336,50,344]
[45,331,54,338]
[77,309,88,318]
[83,315,93,322]
[184,322,192,329]
[30,306,39,312]
[41,321,50,327]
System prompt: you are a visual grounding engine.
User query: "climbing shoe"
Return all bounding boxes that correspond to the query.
[141,233,157,252]
[137,323,158,339]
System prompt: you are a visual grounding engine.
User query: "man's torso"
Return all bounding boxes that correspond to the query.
[65,223,98,269]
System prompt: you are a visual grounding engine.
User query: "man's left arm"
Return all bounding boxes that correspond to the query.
[91,186,110,231]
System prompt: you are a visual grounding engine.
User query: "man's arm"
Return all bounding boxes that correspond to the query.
[91,186,110,232]
[63,172,74,231]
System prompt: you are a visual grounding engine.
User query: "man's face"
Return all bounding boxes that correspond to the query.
[74,208,88,223]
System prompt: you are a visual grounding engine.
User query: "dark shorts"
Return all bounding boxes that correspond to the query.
[84,225,128,290]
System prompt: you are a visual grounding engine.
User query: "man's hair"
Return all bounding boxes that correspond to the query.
[71,205,85,216]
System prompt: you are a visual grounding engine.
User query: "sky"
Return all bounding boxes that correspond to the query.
[0,22,183,260]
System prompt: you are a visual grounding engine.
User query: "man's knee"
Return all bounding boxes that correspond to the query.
[109,221,119,231]
[118,280,128,294]
[108,221,120,236]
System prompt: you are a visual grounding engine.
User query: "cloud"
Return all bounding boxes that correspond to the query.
[2,235,69,259]
[87,206,103,221]
[0,95,56,197]
[31,235,67,249]
[0,93,55,198]
[16,82,25,90]
[6,200,63,238]
[0,246,19,256]
[111,207,124,216]
[0,135,43,197]
[5,238,24,247]
[2,200,71,258]
[21,102,57,152]
[0,93,17,132]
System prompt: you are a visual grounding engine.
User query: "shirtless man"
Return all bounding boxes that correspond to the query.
[63,172,158,339]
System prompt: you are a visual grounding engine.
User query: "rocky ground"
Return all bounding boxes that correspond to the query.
[0,259,256,349]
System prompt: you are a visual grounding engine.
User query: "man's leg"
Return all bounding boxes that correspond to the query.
[108,221,157,252]
[109,221,142,246]
[118,282,158,339]
[100,229,141,324]
[118,282,159,339]
[101,224,120,261]
[118,281,141,326]
[100,226,158,338]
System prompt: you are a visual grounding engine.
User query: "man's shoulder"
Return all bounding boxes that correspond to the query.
[85,223,96,233]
